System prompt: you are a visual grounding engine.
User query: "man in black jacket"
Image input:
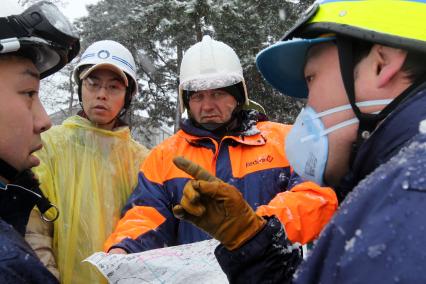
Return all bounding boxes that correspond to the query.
[0,1,79,282]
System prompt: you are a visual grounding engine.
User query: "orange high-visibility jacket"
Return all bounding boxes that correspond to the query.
[105,115,338,252]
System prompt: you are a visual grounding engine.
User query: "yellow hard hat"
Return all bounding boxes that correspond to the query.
[257,0,426,98]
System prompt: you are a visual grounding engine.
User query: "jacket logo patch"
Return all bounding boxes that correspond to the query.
[246,155,274,167]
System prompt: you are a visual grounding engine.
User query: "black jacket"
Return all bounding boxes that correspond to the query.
[0,171,58,284]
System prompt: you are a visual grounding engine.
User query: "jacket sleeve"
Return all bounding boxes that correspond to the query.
[24,209,60,280]
[215,216,302,284]
[104,149,179,253]
[0,219,59,284]
[256,173,338,245]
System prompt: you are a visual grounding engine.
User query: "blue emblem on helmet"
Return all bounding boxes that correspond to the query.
[97,50,110,59]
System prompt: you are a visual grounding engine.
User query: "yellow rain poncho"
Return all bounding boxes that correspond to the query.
[33,115,149,284]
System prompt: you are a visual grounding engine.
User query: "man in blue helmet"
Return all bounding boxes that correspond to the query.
[170,0,426,283]
[0,0,79,283]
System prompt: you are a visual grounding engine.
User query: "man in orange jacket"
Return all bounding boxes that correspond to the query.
[105,36,337,260]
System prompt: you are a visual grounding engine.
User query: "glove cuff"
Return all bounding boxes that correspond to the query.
[224,215,266,250]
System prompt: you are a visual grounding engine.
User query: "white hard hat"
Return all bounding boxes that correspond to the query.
[73,40,138,96]
[178,35,249,112]
[0,0,80,78]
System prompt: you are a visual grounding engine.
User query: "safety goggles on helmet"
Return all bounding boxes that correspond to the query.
[0,1,80,78]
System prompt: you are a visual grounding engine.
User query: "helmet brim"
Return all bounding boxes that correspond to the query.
[256,37,334,99]
[79,63,129,86]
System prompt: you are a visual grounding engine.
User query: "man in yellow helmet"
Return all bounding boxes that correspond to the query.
[171,0,426,283]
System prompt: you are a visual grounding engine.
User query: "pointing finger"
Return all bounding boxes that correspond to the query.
[173,156,220,182]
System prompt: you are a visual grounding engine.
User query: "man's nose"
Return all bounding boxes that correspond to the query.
[200,97,216,111]
[33,98,52,134]
[96,87,108,99]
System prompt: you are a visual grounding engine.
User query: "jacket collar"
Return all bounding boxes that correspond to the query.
[178,128,267,147]
[62,115,131,139]
[179,110,267,146]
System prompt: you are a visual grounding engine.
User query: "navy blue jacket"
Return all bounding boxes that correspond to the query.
[0,219,58,283]
[0,175,58,283]
[216,85,426,283]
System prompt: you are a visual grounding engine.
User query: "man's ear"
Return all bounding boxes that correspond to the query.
[373,44,407,88]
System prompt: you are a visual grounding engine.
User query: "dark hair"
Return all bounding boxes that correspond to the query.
[220,82,245,105]
[401,50,426,82]
[352,39,426,83]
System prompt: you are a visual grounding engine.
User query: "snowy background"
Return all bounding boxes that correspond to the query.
[20,0,310,146]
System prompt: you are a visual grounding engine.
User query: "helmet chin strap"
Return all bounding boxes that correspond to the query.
[0,158,59,225]
[336,36,422,167]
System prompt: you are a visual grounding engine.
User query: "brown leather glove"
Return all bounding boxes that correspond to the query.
[172,156,266,250]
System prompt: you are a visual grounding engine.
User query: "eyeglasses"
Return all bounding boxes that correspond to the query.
[189,91,230,103]
[82,77,126,96]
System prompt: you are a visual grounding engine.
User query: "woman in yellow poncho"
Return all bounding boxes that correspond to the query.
[25,40,149,284]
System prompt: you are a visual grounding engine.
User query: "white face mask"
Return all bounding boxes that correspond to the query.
[285,99,392,185]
